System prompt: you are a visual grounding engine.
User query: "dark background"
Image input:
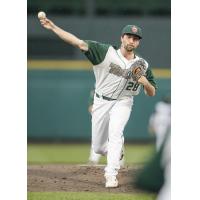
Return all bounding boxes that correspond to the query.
[28,0,171,68]
[27,0,171,141]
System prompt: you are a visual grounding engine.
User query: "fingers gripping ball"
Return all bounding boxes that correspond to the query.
[38,11,46,19]
[131,59,147,81]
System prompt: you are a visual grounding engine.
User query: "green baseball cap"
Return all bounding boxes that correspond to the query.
[121,25,142,39]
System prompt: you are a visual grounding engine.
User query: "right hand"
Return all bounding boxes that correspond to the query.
[39,18,55,30]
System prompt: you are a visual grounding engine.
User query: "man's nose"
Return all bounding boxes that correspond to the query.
[129,38,134,43]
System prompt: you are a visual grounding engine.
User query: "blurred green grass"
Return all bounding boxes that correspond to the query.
[28,192,156,200]
[28,143,155,164]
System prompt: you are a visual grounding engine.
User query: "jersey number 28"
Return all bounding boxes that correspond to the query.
[126,81,139,91]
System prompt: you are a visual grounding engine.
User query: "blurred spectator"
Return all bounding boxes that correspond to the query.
[135,95,171,197]
[135,129,171,200]
[148,96,171,150]
[157,132,171,200]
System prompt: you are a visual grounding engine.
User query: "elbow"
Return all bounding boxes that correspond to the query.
[144,87,156,96]
[149,86,156,96]
[150,89,156,96]
[78,40,88,51]
[149,92,156,97]
[146,88,156,96]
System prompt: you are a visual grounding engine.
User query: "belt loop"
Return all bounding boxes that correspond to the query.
[95,93,100,98]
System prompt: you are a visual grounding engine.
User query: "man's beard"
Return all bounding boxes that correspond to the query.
[124,44,135,52]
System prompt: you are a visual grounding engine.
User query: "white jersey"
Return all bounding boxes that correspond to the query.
[84,40,157,100]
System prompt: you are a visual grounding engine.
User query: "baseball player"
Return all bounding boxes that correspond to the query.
[39,16,157,188]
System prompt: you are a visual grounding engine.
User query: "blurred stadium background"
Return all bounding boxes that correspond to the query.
[27,0,170,146]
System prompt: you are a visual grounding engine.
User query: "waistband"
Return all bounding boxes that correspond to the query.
[95,93,117,101]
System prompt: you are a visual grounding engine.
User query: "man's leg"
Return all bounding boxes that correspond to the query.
[88,146,102,165]
[105,98,133,186]
[91,97,112,156]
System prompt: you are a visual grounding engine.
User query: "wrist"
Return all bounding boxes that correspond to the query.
[138,76,148,85]
[143,80,149,87]
[51,24,57,31]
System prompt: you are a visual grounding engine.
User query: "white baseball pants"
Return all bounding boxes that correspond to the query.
[91,95,133,176]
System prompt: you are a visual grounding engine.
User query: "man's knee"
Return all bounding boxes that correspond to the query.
[93,146,106,155]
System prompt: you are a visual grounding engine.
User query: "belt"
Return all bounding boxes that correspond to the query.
[96,93,117,101]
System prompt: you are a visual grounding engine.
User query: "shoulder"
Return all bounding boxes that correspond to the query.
[83,40,113,65]
[84,40,111,51]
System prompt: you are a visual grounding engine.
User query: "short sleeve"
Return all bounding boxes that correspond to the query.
[83,40,110,65]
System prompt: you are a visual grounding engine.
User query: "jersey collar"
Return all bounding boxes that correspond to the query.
[117,49,138,64]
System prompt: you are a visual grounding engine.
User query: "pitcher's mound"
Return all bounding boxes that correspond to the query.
[28,164,142,193]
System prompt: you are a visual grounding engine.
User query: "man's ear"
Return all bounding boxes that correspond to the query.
[120,36,123,43]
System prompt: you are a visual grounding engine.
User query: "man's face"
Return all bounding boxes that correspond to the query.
[121,34,140,52]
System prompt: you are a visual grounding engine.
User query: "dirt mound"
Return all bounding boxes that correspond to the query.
[28,164,143,193]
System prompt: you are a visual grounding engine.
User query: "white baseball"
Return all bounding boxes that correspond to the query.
[38,11,46,19]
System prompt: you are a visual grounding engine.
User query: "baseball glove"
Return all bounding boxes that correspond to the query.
[131,59,147,81]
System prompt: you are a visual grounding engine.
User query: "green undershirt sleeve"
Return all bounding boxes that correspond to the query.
[146,68,158,89]
[83,40,110,65]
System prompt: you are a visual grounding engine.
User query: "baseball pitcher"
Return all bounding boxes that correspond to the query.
[39,16,157,188]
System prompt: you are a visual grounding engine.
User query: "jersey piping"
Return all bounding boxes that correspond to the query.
[111,50,127,98]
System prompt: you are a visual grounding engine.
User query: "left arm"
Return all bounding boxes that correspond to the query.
[138,76,156,96]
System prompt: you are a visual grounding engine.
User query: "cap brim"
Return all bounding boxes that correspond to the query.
[122,33,142,39]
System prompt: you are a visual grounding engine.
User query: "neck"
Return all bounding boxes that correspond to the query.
[120,46,135,60]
